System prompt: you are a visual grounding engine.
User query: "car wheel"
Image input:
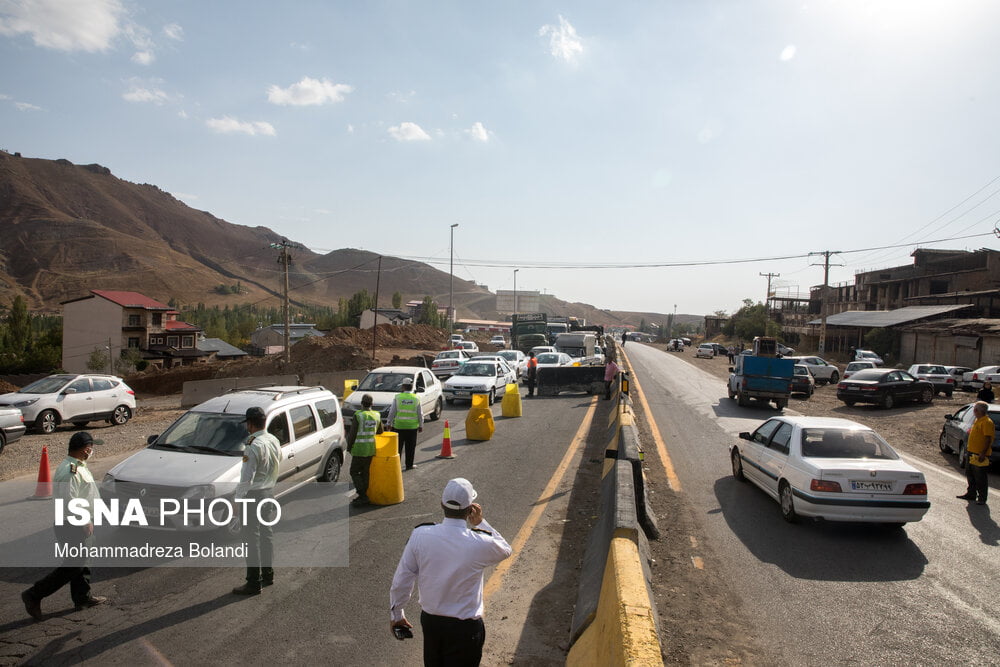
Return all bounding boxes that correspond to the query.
[727,385,736,400]
[487,389,496,405]
[731,450,745,482]
[737,392,749,407]
[946,390,953,398]
[779,482,797,523]
[881,392,895,409]
[429,398,443,421]
[319,451,343,482]
[36,410,58,434]
[843,399,856,407]
[920,388,933,404]
[939,430,951,453]
[0,431,5,455]
[111,405,132,426]
[958,441,968,469]
[829,371,839,384]
[775,399,788,411]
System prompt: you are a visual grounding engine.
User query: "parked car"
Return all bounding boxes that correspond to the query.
[0,407,26,454]
[853,349,885,366]
[695,343,715,359]
[791,364,815,397]
[496,349,527,379]
[711,343,729,356]
[443,360,517,405]
[836,369,935,409]
[906,364,955,397]
[939,402,1000,468]
[787,356,840,385]
[449,334,464,346]
[962,365,1000,392]
[100,386,346,532]
[342,366,443,427]
[0,374,137,434]
[667,339,685,352]
[843,361,876,379]
[530,345,557,357]
[459,341,480,354]
[431,349,473,378]
[489,335,507,348]
[535,352,574,369]
[943,366,973,388]
[777,343,795,357]
[730,416,929,526]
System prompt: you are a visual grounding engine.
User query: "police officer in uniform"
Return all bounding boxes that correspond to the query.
[22,432,108,620]
[524,352,538,398]
[389,478,512,666]
[388,378,423,470]
[347,393,383,506]
[232,406,282,595]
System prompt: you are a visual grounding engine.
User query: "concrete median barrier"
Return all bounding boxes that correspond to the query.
[536,366,605,396]
[620,423,661,541]
[181,375,299,407]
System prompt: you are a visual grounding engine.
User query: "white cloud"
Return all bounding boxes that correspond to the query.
[0,93,10,100]
[388,122,431,142]
[465,121,491,143]
[131,50,153,65]
[206,116,276,136]
[0,0,125,51]
[122,80,169,104]
[539,15,583,64]
[267,77,353,106]
[15,101,41,111]
[162,23,182,41]
[347,124,354,133]
[177,109,188,119]
[780,44,797,61]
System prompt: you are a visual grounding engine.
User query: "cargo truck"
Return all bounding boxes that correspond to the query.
[511,313,549,354]
[554,332,599,365]
[727,337,794,410]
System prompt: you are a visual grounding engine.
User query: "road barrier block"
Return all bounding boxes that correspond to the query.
[500,383,522,417]
[368,432,404,505]
[181,375,300,407]
[465,394,495,441]
[537,366,605,396]
[620,424,661,541]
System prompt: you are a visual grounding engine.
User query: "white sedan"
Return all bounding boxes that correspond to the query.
[730,416,929,527]
[496,349,527,379]
[535,352,574,369]
[443,360,517,405]
[695,343,715,358]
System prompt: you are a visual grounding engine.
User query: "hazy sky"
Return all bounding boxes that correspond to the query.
[3,1,999,315]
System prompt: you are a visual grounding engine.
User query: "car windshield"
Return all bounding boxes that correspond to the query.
[849,370,886,381]
[846,363,869,371]
[437,351,460,359]
[537,353,561,364]
[794,366,809,376]
[498,352,518,361]
[357,372,412,392]
[858,352,879,359]
[18,376,73,394]
[800,428,899,460]
[152,412,247,455]
[456,363,494,377]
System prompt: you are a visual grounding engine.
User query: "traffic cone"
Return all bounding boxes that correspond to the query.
[436,420,455,459]
[30,446,53,500]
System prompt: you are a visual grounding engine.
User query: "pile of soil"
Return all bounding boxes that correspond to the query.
[0,380,19,393]
[324,323,447,349]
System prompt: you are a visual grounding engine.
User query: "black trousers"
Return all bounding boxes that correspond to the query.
[525,376,536,396]
[350,455,372,500]
[397,429,418,469]
[245,489,275,586]
[965,464,989,503]
[420,611,485,667]
[29,526,92,605]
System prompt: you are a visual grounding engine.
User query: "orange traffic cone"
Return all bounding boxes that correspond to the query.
[436,420,455,459]
[30,445,53,500]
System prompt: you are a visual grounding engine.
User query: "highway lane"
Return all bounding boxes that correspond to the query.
[0,393,607,666]
[625,342,1000,665]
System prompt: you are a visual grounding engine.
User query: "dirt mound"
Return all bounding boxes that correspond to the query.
[0,380,19,393]
[323,323,447,349]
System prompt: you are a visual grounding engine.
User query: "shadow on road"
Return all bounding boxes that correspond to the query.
[965,503,1000,546]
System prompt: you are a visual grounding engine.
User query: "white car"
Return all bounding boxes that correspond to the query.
[854,349,884,366]
[530,346,557,357]
[906,364,955,397]
[342,366,443,426]
[467,355,516,377]
[443,360,517,405]
[843,361,876,379]
[0,373,137,434]
[535,352,574,369]
[695,343,715,359]
[495,349,527,379]
[431,349,472,378]
[489,335,506,348]
[777,343,796,357]
[943,366,973,387]
[730,416,929,527]
[459,341,480,354]
[962,365,1000,391]
[787,356,840,385]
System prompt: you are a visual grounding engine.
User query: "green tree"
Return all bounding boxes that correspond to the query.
[418,296,442,327]
[722,299,769,341]
[6,296,30,356]
[392,291,402,309]
[87,347,110,373]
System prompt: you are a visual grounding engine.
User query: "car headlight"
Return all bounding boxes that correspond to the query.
[14,398,39,408]
[182,484,216,500]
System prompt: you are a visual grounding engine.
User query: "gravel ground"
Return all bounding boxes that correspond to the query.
[0,394,185,482]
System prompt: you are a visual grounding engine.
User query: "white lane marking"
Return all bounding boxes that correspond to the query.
[931,579,1000,636]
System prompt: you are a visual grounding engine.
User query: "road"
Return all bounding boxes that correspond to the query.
[0,393,610,666]
[625,342,1000,664]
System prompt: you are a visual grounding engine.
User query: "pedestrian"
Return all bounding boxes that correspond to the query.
[977,381,995,404]
[524,351,538,398]
[232,406,282,595]
[347,393,383,506]
[727,346,735,364]
[956,401,995,506]
[22,432,108,621]
[389,478,512,666]
[389,378,423,470]
[604,357,620,400]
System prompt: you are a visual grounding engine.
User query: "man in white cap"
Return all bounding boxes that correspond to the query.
[389,478,512,666]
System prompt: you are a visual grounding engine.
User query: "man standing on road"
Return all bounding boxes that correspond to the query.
[524,352,538,398]
[977,381,995,404]
[389,378,423,470]
[233,406,282,595]
[604,357,620,400]
[957,401,995,506]
[348,393,383,506]
[389,478,512,666]
[22,432,108,620]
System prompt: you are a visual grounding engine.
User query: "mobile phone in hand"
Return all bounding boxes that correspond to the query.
[393,626,413,640]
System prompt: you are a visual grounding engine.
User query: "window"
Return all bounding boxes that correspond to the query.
[151,336,164,345]
[128,314,141,326]
[128,337,140,348]
[267,412,291,446]
[885,372,901,382]
[289,405,317,439]
[152,313,162,326]
[315,399,339,427]
[770,423,793,454]
[68,378,91,393]
[752,420,781,445]
[91,379,113,391]
[167,336,178,347]
[182,335,194,348]
[899,371,915,381]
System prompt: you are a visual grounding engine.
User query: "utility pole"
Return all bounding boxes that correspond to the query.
[808,250,842,356]
[270,239,303,364]
[513,269,519,314]
[449,223,459,331]
[760,272,780,323]
[372,255,382,363]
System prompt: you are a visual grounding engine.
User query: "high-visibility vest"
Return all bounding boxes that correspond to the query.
[393,392,421,430]
[352,409,381,457]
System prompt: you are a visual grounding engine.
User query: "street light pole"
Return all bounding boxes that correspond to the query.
[449,223,459,331]
[513,269,519,314]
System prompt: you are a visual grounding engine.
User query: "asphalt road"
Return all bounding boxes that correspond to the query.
[625,342,1000,665]
[0,392,609,666]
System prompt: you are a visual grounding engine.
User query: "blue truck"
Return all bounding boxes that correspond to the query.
[727,353,794,410]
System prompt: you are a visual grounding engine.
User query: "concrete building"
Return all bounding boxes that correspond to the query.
[249,324,324,354]
[360,309,412,329]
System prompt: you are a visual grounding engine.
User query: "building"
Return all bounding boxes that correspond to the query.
[197,336,248,361]
[496,290,541,315]
[62,290,207,373]
[250,323,324,354]
[360,309,413,329]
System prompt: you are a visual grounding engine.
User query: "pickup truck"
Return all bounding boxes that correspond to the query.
[0,406,26,454]
[727,355,794,410]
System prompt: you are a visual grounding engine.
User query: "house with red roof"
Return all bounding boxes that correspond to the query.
[61,290,208,373]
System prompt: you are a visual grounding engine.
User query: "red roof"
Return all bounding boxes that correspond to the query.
[92,290,171,310]
[164,320,200,331]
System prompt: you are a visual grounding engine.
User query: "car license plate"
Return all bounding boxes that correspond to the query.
[850,480,893,492]
[454,391,469,396]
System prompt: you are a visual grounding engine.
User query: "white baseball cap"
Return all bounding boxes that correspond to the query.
[442,478,477,509]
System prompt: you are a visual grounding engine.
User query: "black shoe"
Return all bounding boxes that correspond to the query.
[406,464,416,470]
[351,497,370,507]
[262,579,274,587]
[957,494,975,500]
[232,583,262,596]
[74,596,108,610]
[21,590,42,621]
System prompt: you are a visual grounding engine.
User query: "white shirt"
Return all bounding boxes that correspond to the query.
[236,429,282,498]
[389,517,512,622]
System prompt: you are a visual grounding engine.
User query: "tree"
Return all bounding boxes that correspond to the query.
[6,296,30,356]
[87,347,110,373]
[722,299,768,341]
[392,291,402,309]
[418,296,442,327]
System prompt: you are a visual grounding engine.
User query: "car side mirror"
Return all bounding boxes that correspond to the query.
[416,387,425,393]
[944,414,954,420]
[739,432,752,441]
[147,434,158,444]
[62,388,77,395]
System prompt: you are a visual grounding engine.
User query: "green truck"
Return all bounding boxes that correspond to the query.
[511,312,549,354]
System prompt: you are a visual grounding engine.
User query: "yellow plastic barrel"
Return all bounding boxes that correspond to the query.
[466,395,495,441]
[471,393,489,409]
[344,379,359,400]
[367,432,404,505]
[501,383,522,417]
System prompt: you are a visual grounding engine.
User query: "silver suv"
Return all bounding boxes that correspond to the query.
[0,374,136,433]
[101,386,345,530]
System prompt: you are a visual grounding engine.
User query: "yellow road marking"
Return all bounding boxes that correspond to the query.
[484,395,598,600]
[620,352,683,492]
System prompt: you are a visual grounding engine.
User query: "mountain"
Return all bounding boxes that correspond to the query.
[0,151,687,328]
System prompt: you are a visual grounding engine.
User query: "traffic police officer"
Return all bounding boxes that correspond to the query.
[233,406,282,595]
[389,478,512,666]
[22,431,108,621]
[347,393,383,506]
[388,378,423,470]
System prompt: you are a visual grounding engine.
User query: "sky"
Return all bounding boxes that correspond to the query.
[2,0,1000,317]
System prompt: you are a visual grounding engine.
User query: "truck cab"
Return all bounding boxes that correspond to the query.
[554,332,599,365]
